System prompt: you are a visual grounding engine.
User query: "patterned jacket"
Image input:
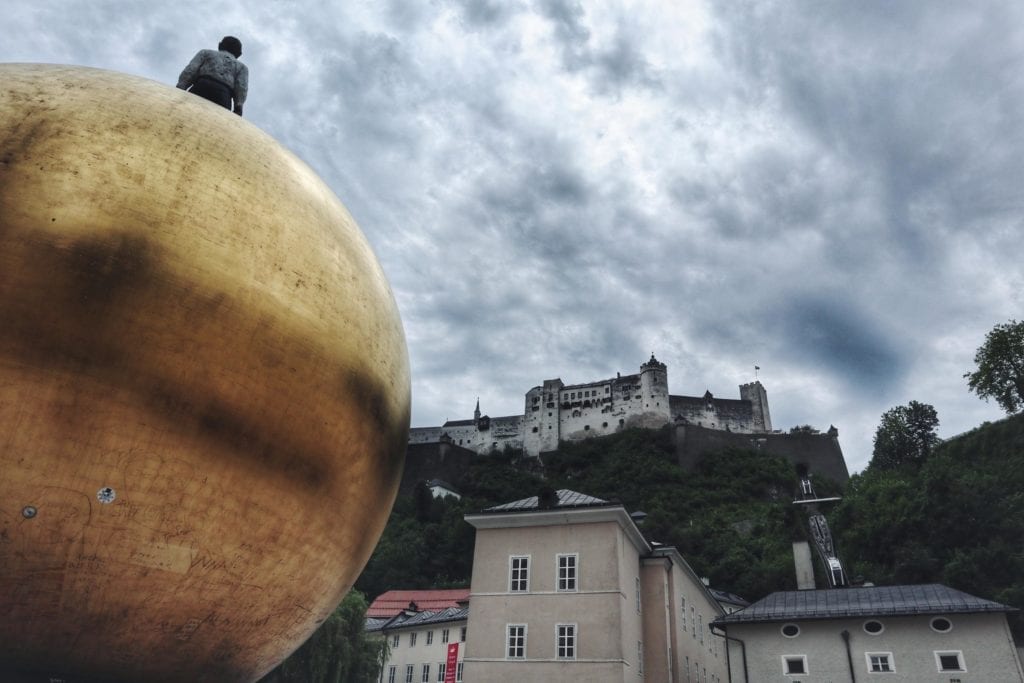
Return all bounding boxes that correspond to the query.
[176,49,248,107]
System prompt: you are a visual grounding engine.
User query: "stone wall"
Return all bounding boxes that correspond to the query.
[675,423,850,484]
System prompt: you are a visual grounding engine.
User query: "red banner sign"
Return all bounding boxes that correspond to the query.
[444,642,459,683]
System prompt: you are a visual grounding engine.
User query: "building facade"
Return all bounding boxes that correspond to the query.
[369,606,468,683]
[462,489,730,682]
[409,355,773,457]
[712,584,1024,682]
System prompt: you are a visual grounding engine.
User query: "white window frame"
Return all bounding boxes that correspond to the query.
[782,654,808,676]
[426,630,433,645]
[681,596,687,631]
[935,650,965,672]
[509,555,531,592]
[388,665,397,683]
[392,633,400,648]
[460,626,466,642]
[698,615,703,643]
[456,661,464,682]
[405,664,414,683]
[930,616,954,633]
[420,663,430,683]
[556,623,577,660]
[636,577,642,613]
[436,662,445,682]
[638,640,644,675]
[865,651,895,674]
[557,553,578,592]
[441,628,449,644]
[410,632,417,647]
[506,623,527,659]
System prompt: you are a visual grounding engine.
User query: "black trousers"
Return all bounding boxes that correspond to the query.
[190,76,233,110]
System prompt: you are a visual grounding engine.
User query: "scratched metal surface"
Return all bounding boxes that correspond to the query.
[0,64,410,683]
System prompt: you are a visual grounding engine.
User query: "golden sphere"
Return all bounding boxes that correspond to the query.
[0,64,410,682]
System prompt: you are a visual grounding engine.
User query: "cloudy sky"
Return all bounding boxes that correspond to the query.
[5,1,1022,471]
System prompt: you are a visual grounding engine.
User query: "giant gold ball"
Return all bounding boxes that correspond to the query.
[0,65,410,682]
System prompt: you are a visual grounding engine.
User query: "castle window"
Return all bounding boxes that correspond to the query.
[556,624,576,659]
[584,425,589,430]
[602,422,608,428]
[506,624,526,659]
[935,651,964,672]
[782,655,807,675]
[509,555,530,592]
[532,427,538,433]
[863,620,884,635]
[865,652,894,673]
[619,419,624,426]
[557,554,577,591]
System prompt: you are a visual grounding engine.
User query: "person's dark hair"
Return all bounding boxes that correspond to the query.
[219,36,242,58]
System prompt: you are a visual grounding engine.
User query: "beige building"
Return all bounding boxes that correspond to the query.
[712,584,1024,682]
[463,489,730,682]
[368,606,467,683]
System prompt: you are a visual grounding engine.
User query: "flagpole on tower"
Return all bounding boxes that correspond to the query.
[754,365,760,380]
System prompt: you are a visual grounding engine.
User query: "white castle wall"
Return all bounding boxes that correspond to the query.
[415,356,771,456]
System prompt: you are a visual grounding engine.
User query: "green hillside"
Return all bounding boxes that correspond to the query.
[356,427,812,601]
[357,417,1024,636]
[833,413,1024,637]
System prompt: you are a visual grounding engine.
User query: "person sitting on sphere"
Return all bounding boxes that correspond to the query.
[177,36,248,116]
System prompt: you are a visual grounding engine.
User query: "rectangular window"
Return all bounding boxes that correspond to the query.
[405,664,414,683]
[935,651,965,672]
[509,555,530,592]
[685,656,690,682]
[392,634,400,648]
[783,655,807,675]
[557,554,578,591]
[698,615,703,643]
[410,632,417,647]
[426,630,433,645]
[456,661,464,682]
[866,652,894,673]
[442,628,449,644]
[636,577,642,613]
[506,624,526,659]
[638,640,644,675]
[556,624,576,659]
[460,626,466,642]
[691,606,696,637]
[436,662,445,682]
[681,596,687,631]
[421,664,430,682]
[388,665,396,683]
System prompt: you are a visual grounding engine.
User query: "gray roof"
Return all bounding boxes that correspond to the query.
[367,606,470,633]
[485,489,610,512]
[709,588,750,608]
[714,584,1017,625]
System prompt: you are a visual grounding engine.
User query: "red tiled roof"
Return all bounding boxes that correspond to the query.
[367,589,470,618]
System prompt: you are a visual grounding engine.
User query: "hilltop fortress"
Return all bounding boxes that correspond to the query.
[410,355,775,456]
[409,354,850,484]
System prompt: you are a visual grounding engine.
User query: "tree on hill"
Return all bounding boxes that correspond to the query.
[869,401,939,471]
[260,590,386,683]
[834,412,1024,639]
[789,425,820,434]
[965,319,1024,414]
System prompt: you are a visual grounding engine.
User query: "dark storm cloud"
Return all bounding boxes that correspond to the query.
[771,295,908,394]
[4,1,1021,470]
